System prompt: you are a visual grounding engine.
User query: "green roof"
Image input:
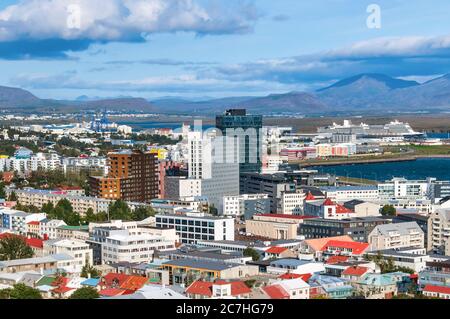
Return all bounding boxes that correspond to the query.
[36,276,56,286]
[57,225,89,231]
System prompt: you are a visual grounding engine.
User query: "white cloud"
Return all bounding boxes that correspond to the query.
[0,0,258,41]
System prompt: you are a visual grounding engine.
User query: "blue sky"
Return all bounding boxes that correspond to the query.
[1,0,450,99]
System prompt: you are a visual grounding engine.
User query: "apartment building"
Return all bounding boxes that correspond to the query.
[222,194,270,218]
[427,209,450,255]
[40,219,67,239]
[321,186,379,202]
[155,213,234,244]
[378,178,429,200]
[368,222,424,251]
[11,189,111,215]
[278,191,305,215]
[102,230,176,264]
[299,217,390,242]
[240,172,295,213]
[90,149,159,203]
[43,239,93,272]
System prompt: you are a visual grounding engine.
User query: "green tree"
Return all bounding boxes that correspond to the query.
[42,202,54,214]
[381,205,396,216]
[131,206,155,221]
[243,247,260,261]
[8,284,42,299]
[108,200,132,220]
[69,287,99,299]
[0,182,6,199]
[8,191,17,202]
[0,236,34,261]
[81,263,101,279]
[209,204,218,216]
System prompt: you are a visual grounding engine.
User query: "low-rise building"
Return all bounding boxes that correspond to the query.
[43,239,93,272]
[155,213,234,244]
[245,214,314,240]
[368,222,425,251]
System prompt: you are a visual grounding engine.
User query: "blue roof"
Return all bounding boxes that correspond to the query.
[270,258,310,268]
[81,278,100,286]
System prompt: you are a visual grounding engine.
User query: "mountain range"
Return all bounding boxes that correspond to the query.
[1,73,450,115]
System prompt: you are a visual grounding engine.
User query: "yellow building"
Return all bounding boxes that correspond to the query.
[149,148,168,160]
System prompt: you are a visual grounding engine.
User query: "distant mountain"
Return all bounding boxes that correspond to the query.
[316,74,421,110]
[235,92,328,114]
[0,85,42,107]
[1,73,450,115]
[316,73,450,111]
[318,73,419,92]
[150,92,327,114]
[0,85,155,113]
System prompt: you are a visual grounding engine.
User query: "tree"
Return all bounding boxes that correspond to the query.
[108,200,132,220]
[381,205,396,216]
[8,191,17,202]
[0,236,34,261]
[8,284,42,299]
[42,202,54,214]
[69,287,99,299]
[81,263,101,279]
[0,182,6,199]
[243,247,260,261]
[131,206,155,221]
[209,204,218,216]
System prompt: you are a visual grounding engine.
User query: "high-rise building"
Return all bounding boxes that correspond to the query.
[166,131,240,213]
[216,109,263,173]
[89,150,158,203]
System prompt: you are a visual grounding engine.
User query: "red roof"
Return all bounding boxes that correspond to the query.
[257,214,316,220]
[102,273,130,288]
[278,273,312,282]
[265,246,288,254]
[186,281,213,297]
[120,276,148,291]
[27,221,40,226]
[323,198,335,206]
[186,280,251,297]
[342,266,369,277]
[335,204,354,214]
[304,192,316,201]
[0,233,44,249]
[423,285,450,295]
[26,237,44,249]
[326,255,349,265]
[262,284,290,299]
[321,240,369,255]
[99,288,128,297]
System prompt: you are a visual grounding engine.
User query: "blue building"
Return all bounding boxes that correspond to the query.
[216,109,263,174]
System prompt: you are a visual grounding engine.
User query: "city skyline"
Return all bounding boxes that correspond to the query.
[1,0,450,99]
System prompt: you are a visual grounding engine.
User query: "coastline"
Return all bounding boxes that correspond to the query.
[296,154,450,168]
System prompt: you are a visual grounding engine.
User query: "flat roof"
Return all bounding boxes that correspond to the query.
[162,259,241,271]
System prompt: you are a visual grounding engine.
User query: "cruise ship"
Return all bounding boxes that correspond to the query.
[317,120,425,138]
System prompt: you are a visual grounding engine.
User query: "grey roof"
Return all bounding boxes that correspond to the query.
[0,253,73,268]
[343,200,366,209]
[18,272,43,287]
[321,186,377,191]
[270,258,310,268]
[160,249,243,262]
[372,221,423,236]
[162,259,241,271]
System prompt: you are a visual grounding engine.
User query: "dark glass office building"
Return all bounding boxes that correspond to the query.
[216,109,263,174]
